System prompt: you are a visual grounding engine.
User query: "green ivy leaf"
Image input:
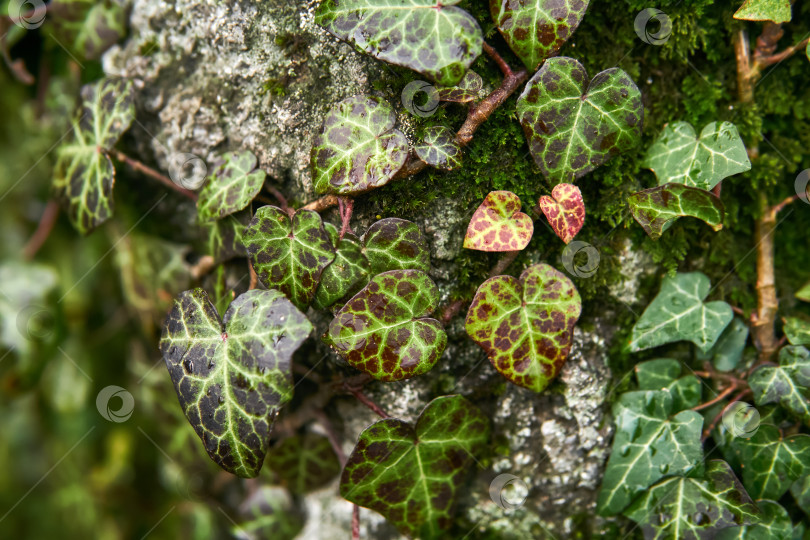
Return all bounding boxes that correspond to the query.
[517,57,643,182]
[748,346,810,425]
[733,0,792,23]
[266,433,341,494]
[796,280,810,303]
[48,0,126,60]
[465,263,582,393]
[490,0,590,71]
[159,288,313,477]
[234,486,305,540]
[730,424,810,499]
[537,183,585,244]
[244,206,336,311]
[791,474,810,518]
[414,126,462,171]
[324,270,446,381]
[698,317,749,372]
[716,499,793,540]
[53,78,135,234]
[597,390,704,515]
[463,191,534,252]
[340,395,490,538]
[628,272,733,353]
[311,95,409,195]
[784,316,810,346]
[624,460,760,539]
[202,209,250,264]
[437,70,482,103]
[313,225,369,311]
[197,151,265,222]
[635,359,702,411]
[643,121,751,191]
[628,183,725,240]
[315,0,483,86]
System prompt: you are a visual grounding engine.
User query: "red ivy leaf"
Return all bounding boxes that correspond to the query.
[463,191,533,252]
[537,183,585,244]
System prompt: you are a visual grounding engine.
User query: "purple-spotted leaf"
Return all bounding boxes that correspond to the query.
[311,95,409,195]
[315,0,483,86]
[463,191,534,252]
[414,126,462,171]
[436,70,483,102]
[201,209,250,264]
[340,395,490,538]
[197,151,266,222]
[48,0,127,60]
[734,0,792,23]
[517,57,643,182]
[628,183,725,240]
[159,289,313,477]
[537,183,585,244]
[324,270,446,381]
[266,433,341,494]
[465,263,582,392]
[244,206,336,311]
[313,224,370,311]
[491,0,590,71]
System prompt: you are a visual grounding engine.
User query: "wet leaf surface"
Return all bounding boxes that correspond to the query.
[463,191,533,252]
[748,346,810,425]
[414,126,462,171]
[698,317,749,372]
[313,225,369,311]
[266,433,341,494]
[197,151,265,222]
[629,183,725,240]
[537,183,585,244]
[635,358,702,410]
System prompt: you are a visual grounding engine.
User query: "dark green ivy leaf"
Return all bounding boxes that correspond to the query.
[748,346,810,425]
[698,317,749,372]
[48,0,126,60]
[266,433,341,494]
[414,126,462,171]
[313,225,369,311]
[436,70,483,103]
[197,151,265,222]
[234,486,305,540]
[628,183,725,240]
[792,474,810,518]
[784,316,810,346]
[716,499,793,540]
[635,358,702,411]
[202,209,251,264]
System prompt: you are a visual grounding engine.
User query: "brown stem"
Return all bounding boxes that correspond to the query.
[692,383,738,412]
[759,36,810,66]
[711,182,722,198]
[112,150,198,201]
[248,259,258,290]
[313,409,346,465]
[488,250,520,279]
[301,194,339,213]
[347,387,389,419]
[23,200,59,260]
[439,298,467,325]
[735,29,754,103]
[456,67,528,147]
[190,255,216,280]
[770,194,797,216]
[352,505,360,540]
[752,193,779,363]
[701,389,752,442]
[338,196,354,240]
[482,42,513,77]
[265,184,290,214]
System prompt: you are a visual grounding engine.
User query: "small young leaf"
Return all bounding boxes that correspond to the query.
[699,317,749,372]
[730,424,810,499]
[48,0,126,60]
[623,460,759,539]
[643,121,751,191]
[517,57,643,182]
[197,151,265,222]
[716,499,793,540]
[784,316,810,346]
[733,0,792,23]
[414,126,462,171]
[463,191,534,252]
[53,78,135,234]
[792,475,810,518]
[628,272,733,353]
[436,70,483,103]
[340,395,490,538]
[235,486,305,540]
[465,263,582,393]
[159,289,313,477]
[244,206,336,311]
[315,0,483,86]
[597,390,704,515]
[202,209,250,264]
[490,0,590,71]
[748,346,810,425]
[634,359,702,411]
[311,95,409,195]
[266,433,341,494]
[324,270,446,381]
[628,183,725,240]
[537,183,585,244]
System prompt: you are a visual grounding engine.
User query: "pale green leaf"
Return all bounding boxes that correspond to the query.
[733,0,792,23]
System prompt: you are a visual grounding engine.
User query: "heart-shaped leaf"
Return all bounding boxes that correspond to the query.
[784,316,810,346]
[698,317,749,372]
[517,57,643,182]
[266,433,341,494]
[197,151,265,222]
[414,126,462,171]
[624,461,759,539]
[734,0,792,23]
[463,191,534,252]
[628,183,725,240]
[244,206,336,311]
[48,0,126,60]
[53,78,135,234]
[634,358,702,410]
[315,0,483,86]
[643,121,751,191]
[716,499,793,540]
[629,272,733,353]
[311,95,409,195]
[490,0,590,71]
[597,390,704,515]
[537,183,585,244]
[313,224,369,311]
[159,288,313,477]
[340,395,490,538]
[437,70,483,103]
[234,486,305,540]
[465,263,582,392]
[324,270,446,381]
[748,346,810,425]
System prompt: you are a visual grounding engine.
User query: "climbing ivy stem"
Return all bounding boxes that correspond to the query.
[22,200,59,260]
[701,388,752,442]
[111,150,198,201]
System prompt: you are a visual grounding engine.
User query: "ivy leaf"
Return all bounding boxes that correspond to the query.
[643,121,751,191]
[437,70,483,103]
[635,359,702,411]
[628,183,725,240]
[537,183,585,244]
[414,126,462,171]
[730,424,810,499]
[234,486,305,540]
[748,346,810,425]
[517,57,643,182]
[315,0,483,86]
[624,460,760,539]
[244,206,336,311]
[324,270,446,381]
[792,475,810,518]
[628,272,733,353]
[340,395,490,538]
[784,316,810,346]
[202,209,250,264]
[597,390,704,515]
[797,281,810,303]
[733,0,792,23]
[698,317,749,372]
[197,151,265,222]
[716,499,793,540]
[313,224,369,311]
[311,95,409,195]
[490,0,590,71]
[465,263,582,393]
[463,191,534,252]
[266,433,341,494]
[159,288,313,477]
[53,78,135,234]
[48,0,126,60]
